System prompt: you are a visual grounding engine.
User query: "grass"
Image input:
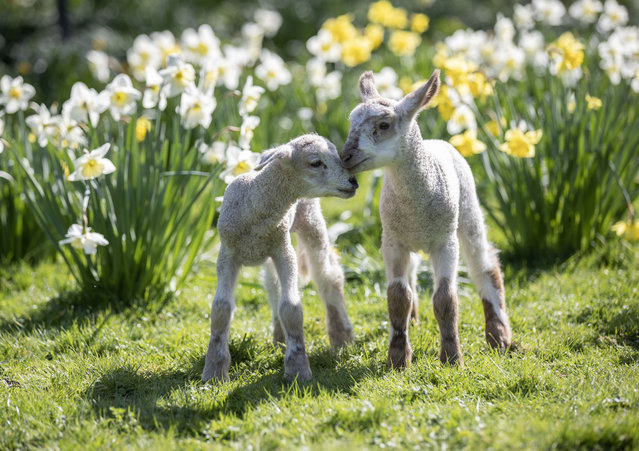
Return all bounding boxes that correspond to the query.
[1,231,638,449]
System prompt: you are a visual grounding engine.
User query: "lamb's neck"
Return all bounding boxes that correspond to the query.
[386,122,429,191]
[251,164,302,218]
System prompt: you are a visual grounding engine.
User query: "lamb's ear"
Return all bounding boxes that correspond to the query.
[359,71,380,101]
[254,146,291,171]
[396,69,440,118]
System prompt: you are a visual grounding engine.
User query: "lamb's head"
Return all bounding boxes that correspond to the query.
[341,69,440,173]
[256,134,359,199]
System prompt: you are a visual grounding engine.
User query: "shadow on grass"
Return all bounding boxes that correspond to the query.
[85,341,379,437]
[0,286,173,337]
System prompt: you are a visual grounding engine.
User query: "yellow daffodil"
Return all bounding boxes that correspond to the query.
[431,85,455,121]
[364,24,385,51]
[388,30,421,57]
[136,117,152,142]
[548,32,584,74]
[467,72,493,99]
[486,116,507,137]
[411,13,430,33]
[368,1,408,29]
[585,93,602,111]
[611,220,639,241]
[450,129,487,157]
[322,14,357,44]
[341,36,372,66]
[567,92,577,113]
[499,127,543,158]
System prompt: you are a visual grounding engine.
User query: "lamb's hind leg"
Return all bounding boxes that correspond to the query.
[458,214,512,351]
[382,235,413,370]
[273,242,312,381]
[407,252,421,323]
[202,248,239,382]
[431,239,463,365]
[264,258,285,347]
[293,199,353,348]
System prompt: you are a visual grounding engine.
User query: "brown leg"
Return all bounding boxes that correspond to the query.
[386,279,413,369]
[433,277,463,365]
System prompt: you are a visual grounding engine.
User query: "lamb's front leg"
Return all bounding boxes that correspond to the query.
[382,235,413,370]
[202,249,239,382]
[273,243,312,381]
[431,239,463,365]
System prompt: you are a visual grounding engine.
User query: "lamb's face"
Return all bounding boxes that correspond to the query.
[341,100,403,173]
[290,135,359,199]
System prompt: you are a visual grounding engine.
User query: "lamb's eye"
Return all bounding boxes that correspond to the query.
[379,121,390,130]
[310,160,323,168]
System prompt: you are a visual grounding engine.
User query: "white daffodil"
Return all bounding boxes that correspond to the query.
[150,30,181,65]
[569,0,603,23]
[199,140,227,165]
[494,14,515,43]
[26,104,59,147]
[68,143,116,181]
[178,86,216,129]
[0,75,36,114]
[220,144,260,184]
[519,31,548,70]
[127,34,162,81]
[181,24,222,65]
[63,81,109,127]
[254,8,282,37]
[0,112,4,154]
[142,66,167,110]
[597,0,628,33]
[374,67,403,100]
[513,4,535,30]
[306,29,342,63]
[447,104,477,135]
[54,112,87,150]
[315,71,342,102]
[59,224,109,255]
[255,49,291,91]
[86,50,110,83]
[159,54,196,98]
[105,74,141,121]
[631,71,639,93]
[238,115,260,149]
[307,58,328,87]
[239,76,265,117]
[242,23,265,65]
[531,0,566,26]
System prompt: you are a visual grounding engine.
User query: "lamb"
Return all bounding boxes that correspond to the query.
[202,134,358,383]
[340,70,512,369]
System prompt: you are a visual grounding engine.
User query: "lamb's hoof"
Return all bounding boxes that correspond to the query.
[284,351,312,382]
[386,331,412,370]
[485,319,512,352]
[439,339,463,366]
[201,364,230,383]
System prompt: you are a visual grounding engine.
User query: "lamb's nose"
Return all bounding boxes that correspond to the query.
[349,176,358,189]
[342,154,353,163]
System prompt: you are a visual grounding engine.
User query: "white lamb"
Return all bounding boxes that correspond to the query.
[202,134,358,383]
[340,70,512,369]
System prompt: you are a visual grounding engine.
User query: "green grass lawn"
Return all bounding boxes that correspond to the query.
[1,236,638,449]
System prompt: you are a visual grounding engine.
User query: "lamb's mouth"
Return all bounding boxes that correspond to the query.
[346,157,369,173]
[337,187,357,197]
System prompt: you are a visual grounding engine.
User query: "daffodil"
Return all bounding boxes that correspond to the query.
[179,86,216,130]
[68,143,116,181]
[585,94,602,111]
[239,76,265,117]
[373,67,403,100]
[411,13,430,33]
[597,0,628,33]
[26,104,59,147]
[159,54,196,98]
[255,50,291,91]
[569,0,603,23]
[447,105,477,135]
[322,15,358,44]
[364,24,385,51]
[199,141,227,165]
[388,31,421,57]
[368,1,408,29]
[105,74,141,121]
[63,81,109,127]
[86,50,110,83]
[220,145,260,184]
[341,36,372,67]
[611,219,639,241]
[486,116,507,137]
[254,9,283,38]
[0,75,35,114]
[499,126,543,158]
[0,113,4,154]
[59,224,109,255]
[181,24,221,65]
[306,29,342,63]
[315,71,343,102]
[449,129,486,157]
[548,32,585,75]
[238,115,261,149]
[127,34,162,81]
[142,66,167,110]
[567,92,577,113]
[136,117,152,142]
